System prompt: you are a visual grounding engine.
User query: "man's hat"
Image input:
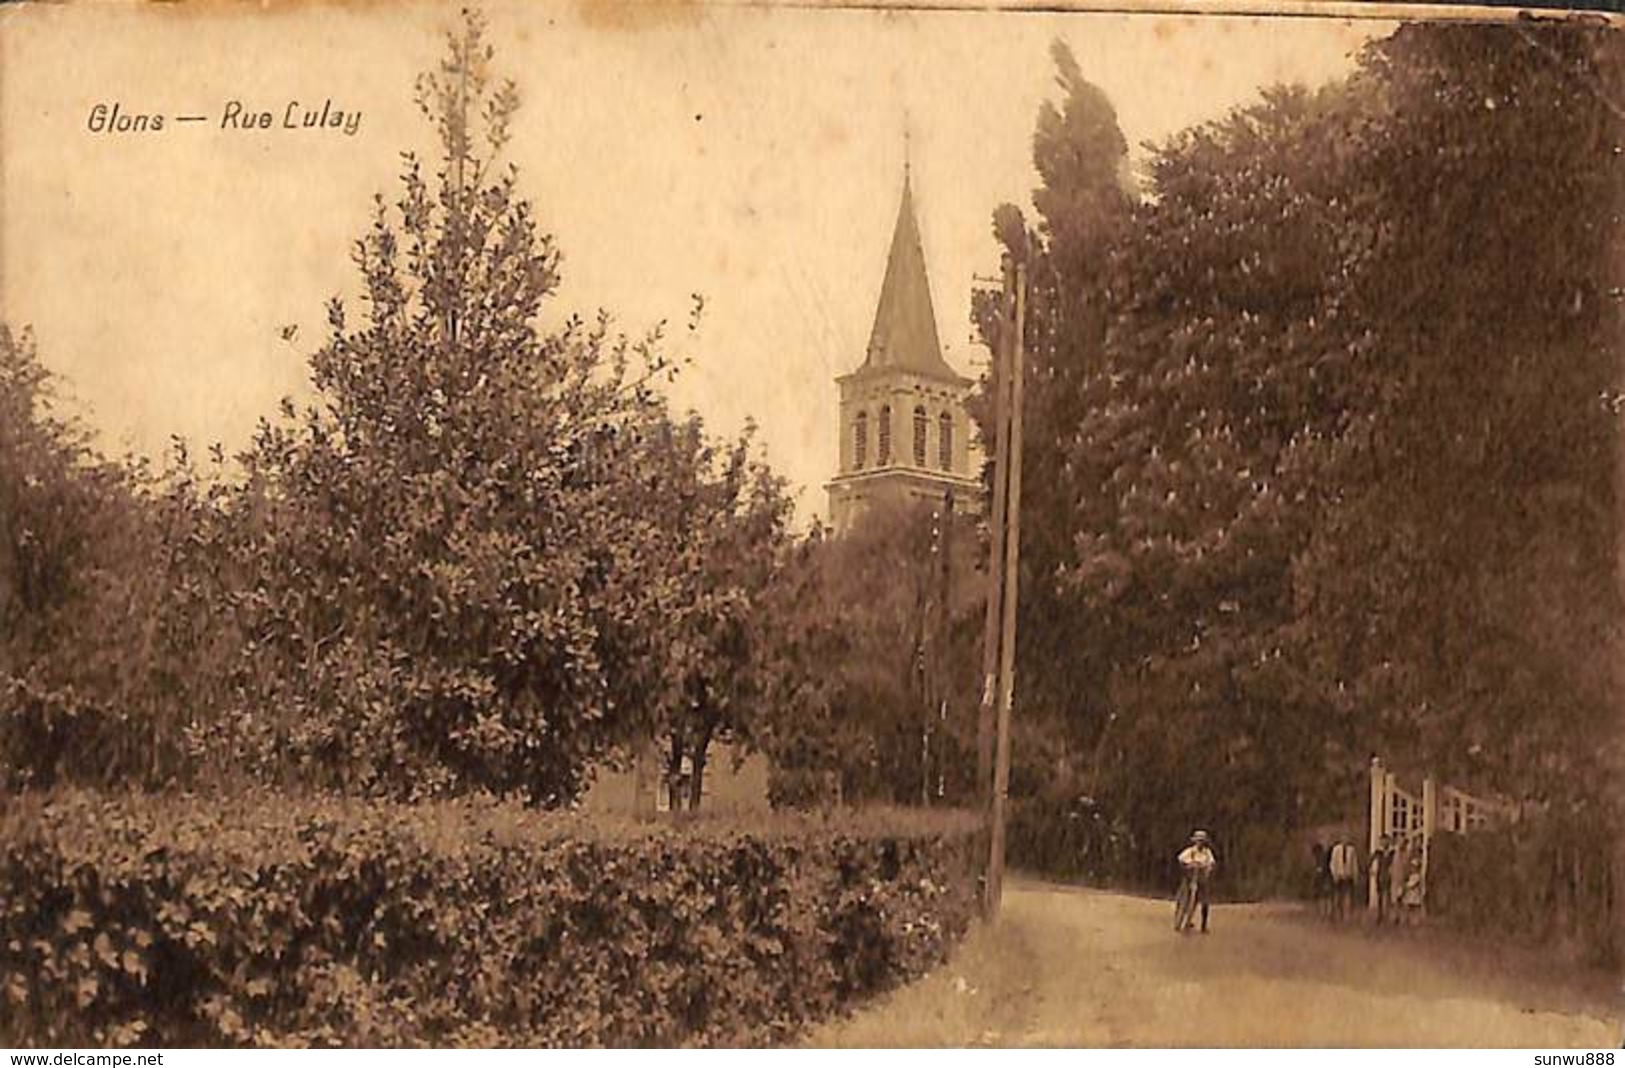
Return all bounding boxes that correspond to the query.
[1191,829,1210,843]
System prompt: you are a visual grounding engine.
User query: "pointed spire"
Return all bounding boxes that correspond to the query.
[859,159,960,381]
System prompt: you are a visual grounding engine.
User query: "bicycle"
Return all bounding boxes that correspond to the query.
[1174,862,1215,933]
[1173,870,1204,932]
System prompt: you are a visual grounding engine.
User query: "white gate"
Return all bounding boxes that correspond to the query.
[1366,757,1516,914]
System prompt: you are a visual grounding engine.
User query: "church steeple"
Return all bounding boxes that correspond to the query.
[858,166,958,382]
[826,154,978,534]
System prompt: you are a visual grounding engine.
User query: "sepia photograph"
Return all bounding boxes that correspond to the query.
[0,0,1621,1050]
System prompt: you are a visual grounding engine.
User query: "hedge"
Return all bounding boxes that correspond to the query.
[0,792,981,1047]
[1428,820,1618,966]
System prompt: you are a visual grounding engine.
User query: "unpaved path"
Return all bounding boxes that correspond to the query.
[807,879,1622,1047]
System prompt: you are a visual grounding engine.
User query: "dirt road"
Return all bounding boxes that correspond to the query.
[807,879,1622,1047]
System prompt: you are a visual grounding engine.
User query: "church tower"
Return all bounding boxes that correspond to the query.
[826,165,979,533]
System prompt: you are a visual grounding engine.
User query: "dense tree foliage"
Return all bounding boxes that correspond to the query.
[627,417,794,808]
[0,13,798,807]
[6,13,1617,878]
[0,329,232,790]
[982,22,1622,881]
[204,14,803,805]
[0,325,139,787]
[754,501,985,807]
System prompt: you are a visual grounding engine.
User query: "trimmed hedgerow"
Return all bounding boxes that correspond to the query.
[1428,821,1618,966]
[0,792,980,1047]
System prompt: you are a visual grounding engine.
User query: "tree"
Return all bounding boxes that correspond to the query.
[968,41,1138,800]
[1,10,809,806]
[0,326,133,787]
[978,21,1622,884]
[0,329,233,790]
[619,416,795,810]
[754,499,984,806]
[197,10,797,804]
[1298,23,1623,802]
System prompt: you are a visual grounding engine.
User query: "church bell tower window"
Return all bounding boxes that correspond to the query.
[939,411,953,471]
[853,411,868,471]
[878,405,892,465]
[913,406,928,466]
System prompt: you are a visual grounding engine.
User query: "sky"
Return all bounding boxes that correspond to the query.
[0,1,1385,523]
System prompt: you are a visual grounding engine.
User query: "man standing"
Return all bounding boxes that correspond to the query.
[1176,830,1218,934]
[1328,835,1360,922]
[1369,834,1395,925]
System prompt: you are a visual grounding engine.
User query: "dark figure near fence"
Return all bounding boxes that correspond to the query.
[1311,841,1332,918]
[1328,836,1360,922]
[1370,835,1395,925]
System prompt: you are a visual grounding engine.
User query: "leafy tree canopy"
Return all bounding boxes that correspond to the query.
[977,23,1622,877]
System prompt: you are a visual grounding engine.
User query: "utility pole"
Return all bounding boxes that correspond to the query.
[912,553,929,806]
[977,260,1016,815]
[922,500,950,806]
[986,258,1028,918]
[937,488,954,802]
[1614,303,1625,969]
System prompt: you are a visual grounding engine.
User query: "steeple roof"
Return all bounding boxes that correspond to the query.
[855,168,963,383]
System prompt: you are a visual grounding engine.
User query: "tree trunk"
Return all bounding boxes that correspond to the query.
[687,725,714,812]
[631,734,657,818]
[666,735,686,812]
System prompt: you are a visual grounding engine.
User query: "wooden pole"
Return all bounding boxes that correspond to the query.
[1367,756,1385,915]
[987,260,1027,918]
[922,508,935,807]
[937,489,954,801]
[1614,199,1625,967]
[912,552,930,806]
[977,260,1015,817]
